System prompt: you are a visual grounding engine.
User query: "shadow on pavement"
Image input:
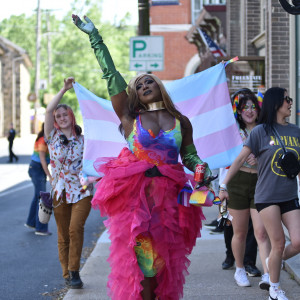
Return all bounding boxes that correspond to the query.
[0,155,31,164]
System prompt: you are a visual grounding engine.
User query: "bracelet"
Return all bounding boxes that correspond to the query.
[219,183,227,190]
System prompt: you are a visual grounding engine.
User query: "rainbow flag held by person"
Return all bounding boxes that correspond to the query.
[231,94,239,119]
[257,90,264,107]
[73,62,242,178]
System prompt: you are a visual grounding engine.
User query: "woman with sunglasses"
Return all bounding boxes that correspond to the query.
[221,91,270,289]
[219,87,300,300]
[44,77,93,289]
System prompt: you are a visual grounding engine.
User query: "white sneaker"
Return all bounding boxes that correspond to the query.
[269,286,288,300]
[234,268,251,287]
[259,273,270,291]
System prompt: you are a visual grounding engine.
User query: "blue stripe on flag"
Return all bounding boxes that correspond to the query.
[165,63,226,103]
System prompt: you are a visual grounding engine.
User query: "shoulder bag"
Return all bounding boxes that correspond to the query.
[38,150,68,224]
[272,127,300,179]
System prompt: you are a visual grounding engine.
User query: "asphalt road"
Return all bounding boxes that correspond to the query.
[0,139,106,300]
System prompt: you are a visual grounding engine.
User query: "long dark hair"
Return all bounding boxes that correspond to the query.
[258,87,287,134]
[237,93,261,131]
[36,122,45,142]
[231,88,261,132]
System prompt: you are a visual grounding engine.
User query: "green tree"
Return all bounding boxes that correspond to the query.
[0,0,137,114]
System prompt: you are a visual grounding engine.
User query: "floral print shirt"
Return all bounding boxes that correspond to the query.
[45,128,93,203]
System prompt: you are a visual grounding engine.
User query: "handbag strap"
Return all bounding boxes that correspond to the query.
[271,127,287,154]
[51,146,69,208]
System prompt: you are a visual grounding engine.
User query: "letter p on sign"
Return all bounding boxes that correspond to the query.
[133,40,146,58]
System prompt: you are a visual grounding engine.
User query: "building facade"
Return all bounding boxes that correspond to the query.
[149,0,297,123]
[0,36,32,137]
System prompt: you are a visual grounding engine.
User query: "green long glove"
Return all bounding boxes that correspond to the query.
[72,15,127,97]
[182,144,212,180]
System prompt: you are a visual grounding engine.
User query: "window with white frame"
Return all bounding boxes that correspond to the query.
[192,0,226,24]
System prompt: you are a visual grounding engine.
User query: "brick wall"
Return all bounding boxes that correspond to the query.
[150,1,198,80]
[267,0,290,89]
[151,1,191,24]
[246,0,261,56]
[152,31,198,80]
[227,0,241,56]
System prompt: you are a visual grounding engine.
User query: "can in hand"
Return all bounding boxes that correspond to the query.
[219,199,228,215]
[194,163,207,182]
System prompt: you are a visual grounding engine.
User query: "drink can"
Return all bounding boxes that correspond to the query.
[194,163,207,182]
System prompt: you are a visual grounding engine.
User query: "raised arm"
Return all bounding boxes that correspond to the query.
[180,116,212,182]
[72,15,128,121]
[44,77,74,138]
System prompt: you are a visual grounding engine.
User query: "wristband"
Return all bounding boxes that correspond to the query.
[219,183,227,190]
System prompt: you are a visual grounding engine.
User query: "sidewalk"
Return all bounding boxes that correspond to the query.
[64,206,300,300]
[2,136,299,299]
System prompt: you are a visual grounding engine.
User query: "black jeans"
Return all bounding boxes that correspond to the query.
[224,217,257,265]
[8,140,18,162]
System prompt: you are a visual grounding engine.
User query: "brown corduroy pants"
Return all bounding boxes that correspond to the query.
[53,192,92,278]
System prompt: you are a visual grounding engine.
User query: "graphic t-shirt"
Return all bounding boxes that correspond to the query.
[245,123,300,204]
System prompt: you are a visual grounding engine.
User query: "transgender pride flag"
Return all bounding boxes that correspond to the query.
[73,62,242,178]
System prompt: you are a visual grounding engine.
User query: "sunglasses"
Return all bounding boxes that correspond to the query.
[59,134,69,146]
[242,104,257,112]
[284,96,293,104]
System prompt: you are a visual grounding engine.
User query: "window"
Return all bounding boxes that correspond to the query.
[192,0,226,24]
[151,0,180,5]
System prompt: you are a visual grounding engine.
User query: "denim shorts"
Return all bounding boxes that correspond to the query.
[227,170,257,210]
[255,198,300,214]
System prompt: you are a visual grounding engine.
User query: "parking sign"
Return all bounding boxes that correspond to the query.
[130,36,164,71]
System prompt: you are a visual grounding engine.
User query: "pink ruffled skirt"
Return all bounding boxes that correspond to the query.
[92,148,205,300]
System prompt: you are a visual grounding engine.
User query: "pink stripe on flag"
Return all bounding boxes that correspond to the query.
[176,82,229,117]
[84,140,126,160]
[80,99,119,123]
[194,123,242,159]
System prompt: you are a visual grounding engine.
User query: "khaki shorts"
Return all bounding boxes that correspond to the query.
[227,170,257,210]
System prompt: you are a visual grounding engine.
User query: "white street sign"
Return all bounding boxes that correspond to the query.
[130,36,164,71]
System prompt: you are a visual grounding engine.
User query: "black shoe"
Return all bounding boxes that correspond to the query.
[222,257,235,270]
[245,264,261,277]
[69,271,83,289]
[204,219,218,229]
[209,227,224,234]
[65,277,71,287]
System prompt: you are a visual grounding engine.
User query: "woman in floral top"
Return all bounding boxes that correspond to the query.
[44,77,93,289]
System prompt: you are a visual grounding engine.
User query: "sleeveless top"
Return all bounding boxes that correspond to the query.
[127,115,182,166]
[240,127,257,170]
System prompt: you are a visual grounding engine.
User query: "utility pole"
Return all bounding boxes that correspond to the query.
[46,11,52,86]
[138,0,150,36]
[34,0,41,133]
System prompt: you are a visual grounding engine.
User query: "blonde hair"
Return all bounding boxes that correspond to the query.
[127,73,183,120]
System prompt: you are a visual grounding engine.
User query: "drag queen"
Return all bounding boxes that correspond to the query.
[73,15,212,300]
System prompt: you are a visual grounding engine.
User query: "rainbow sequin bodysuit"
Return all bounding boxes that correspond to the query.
[127,115,182,165]
[127,115,182,276]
